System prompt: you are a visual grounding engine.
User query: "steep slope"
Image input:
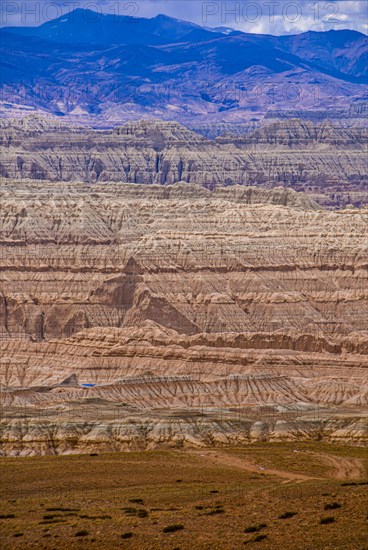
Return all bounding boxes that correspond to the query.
[278,29,368,80]
[0,181,367,453]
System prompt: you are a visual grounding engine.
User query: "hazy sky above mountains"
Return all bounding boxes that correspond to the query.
[1,0,367,35]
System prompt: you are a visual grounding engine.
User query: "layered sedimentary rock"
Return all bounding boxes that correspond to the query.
[216,119,368,149]
[0,117,247,186]
[0,116,367,208]
[0,181,367,454]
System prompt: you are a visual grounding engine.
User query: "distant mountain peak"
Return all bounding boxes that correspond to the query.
[1,11,366,121]
[3,7,219,46]
[153,13,179,21]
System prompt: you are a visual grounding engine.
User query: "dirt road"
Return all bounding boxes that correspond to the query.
[187,449,318,483]
[187,449,366,483]
[307,452,366,480]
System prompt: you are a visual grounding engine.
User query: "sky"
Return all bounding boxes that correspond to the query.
[1,0,367,34]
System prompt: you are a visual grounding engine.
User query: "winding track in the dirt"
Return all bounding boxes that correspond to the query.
[307,452,366,480]
[187,449,366,483]
[187,450,318,484]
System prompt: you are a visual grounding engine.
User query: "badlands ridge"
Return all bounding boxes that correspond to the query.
[1,116,367,208]
[0,180,367,454]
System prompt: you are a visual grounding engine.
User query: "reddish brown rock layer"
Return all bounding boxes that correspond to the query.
[0,182,367,454]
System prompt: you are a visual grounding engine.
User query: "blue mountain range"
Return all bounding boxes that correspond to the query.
[1,9,367,120]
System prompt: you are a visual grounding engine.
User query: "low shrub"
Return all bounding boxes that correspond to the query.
[46,506,80,512]
[254,534,267,542]
[39,519,66,525]
[341,481,368,487]
[324,502,341,510]
[122,507,136,515]
[205,508,224,516]
[244,523,267,533]
[278,512,297,519]
[163,524,184,533]
[320,517,335,525]
[122,507,148,518]
[79,514,111,520]
[75,529,89,537]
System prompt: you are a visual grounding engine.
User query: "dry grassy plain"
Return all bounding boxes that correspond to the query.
[1,442,367,549]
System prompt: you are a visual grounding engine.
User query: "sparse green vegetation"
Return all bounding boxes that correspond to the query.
[123,507,148,518]
[0,443,366,549]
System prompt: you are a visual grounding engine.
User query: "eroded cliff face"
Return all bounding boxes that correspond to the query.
[0,182,367,454]
[216,119,368,149]
[1,116,367,208]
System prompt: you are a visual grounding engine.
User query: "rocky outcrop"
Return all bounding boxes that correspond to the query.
[1,415,366,456]
[216,119,368,150]
[0,117,248,186]
[0,181,367,453]
[0,116,367,207]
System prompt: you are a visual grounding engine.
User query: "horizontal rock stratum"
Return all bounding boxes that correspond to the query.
[0,181,367,454]
[1,116,367,208]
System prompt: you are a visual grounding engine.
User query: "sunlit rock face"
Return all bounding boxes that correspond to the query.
[0,181,367,454]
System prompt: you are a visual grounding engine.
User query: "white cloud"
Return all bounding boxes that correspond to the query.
[1,0,367,34]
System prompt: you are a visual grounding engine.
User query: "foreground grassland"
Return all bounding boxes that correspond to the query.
[1,443,367,549]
